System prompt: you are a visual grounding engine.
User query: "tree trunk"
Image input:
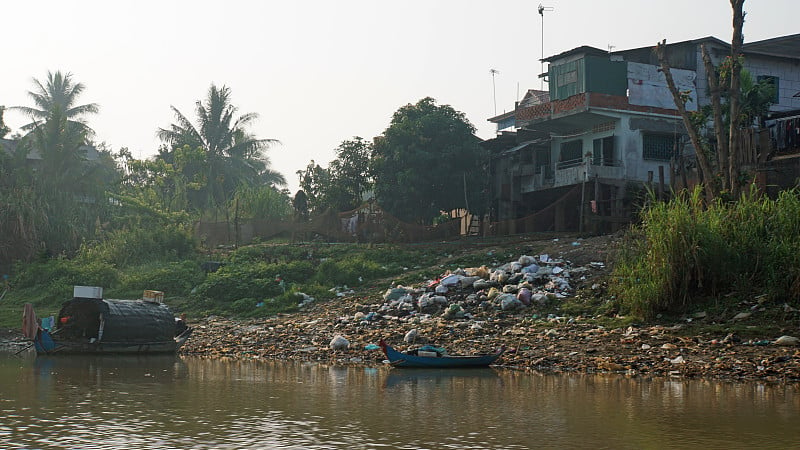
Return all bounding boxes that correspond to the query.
[728,0,746,198]
[656,40,717,201]
[701,44,729,191]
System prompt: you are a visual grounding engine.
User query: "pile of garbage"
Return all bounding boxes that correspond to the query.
[376,253,604,321]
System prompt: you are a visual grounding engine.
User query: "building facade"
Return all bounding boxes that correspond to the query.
[485,34,800,233]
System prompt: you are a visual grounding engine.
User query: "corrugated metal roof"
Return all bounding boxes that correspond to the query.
[542,46,608,62]
[743,34,800,59]
[501,139,549,155]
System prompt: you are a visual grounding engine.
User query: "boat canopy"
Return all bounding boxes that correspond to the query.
[57,298,177,343]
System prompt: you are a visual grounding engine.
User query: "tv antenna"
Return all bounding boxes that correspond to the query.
[490,68,500,115]
[538,4,554,90]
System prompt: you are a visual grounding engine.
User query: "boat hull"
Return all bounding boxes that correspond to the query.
[379,340,503,368]
[34,329,192,355]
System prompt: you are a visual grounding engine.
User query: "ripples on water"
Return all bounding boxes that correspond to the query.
[1,352,798,449]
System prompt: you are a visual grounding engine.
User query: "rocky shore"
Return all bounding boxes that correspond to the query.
[4,235,799,383]
[177,305,800,383]
[179,235,800,383]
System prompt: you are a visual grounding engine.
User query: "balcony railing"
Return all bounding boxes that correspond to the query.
[555,157,584,170]
[520,158,624,193]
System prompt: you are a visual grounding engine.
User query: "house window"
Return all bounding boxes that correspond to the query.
[592,136,615,166]
[757,75,779,103]
[535,147,551,175]
[643,133,676,161]
[557,70,578,87]
[560,140,583,163]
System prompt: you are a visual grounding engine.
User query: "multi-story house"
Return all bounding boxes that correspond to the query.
[485,34,800,233]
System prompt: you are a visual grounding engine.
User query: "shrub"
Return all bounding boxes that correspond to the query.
[611,186,800,319]
[313,255,388,286]
[115,261,206,298]
[77,224,197,268]
[13,257,119,300]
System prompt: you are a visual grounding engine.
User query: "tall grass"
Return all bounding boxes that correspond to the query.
[612,185,800,319]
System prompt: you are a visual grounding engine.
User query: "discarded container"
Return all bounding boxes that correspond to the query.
[329,335,349,351]
[73,286,103,299]
[775,335,800,346]
[404,329,419,343]
[143,290,164,303]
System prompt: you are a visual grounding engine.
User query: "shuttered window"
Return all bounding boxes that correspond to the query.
[560,140,583,162]
[643,133,676,161]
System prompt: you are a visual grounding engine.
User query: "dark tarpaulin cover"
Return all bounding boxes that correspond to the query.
[59,298,176,343]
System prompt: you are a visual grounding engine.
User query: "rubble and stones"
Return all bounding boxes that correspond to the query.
[176,236,800,383]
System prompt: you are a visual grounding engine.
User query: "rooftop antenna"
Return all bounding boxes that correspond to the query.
[538,4,554,90]
[490,68,500,115]
[608,44,616,53]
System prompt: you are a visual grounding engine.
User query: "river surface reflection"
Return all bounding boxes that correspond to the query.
[1,352,798,449]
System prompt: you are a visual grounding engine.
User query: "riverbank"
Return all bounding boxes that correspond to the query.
[3,233,799,382]
[177,233,799,382]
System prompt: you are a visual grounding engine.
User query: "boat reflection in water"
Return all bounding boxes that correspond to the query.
[33,354,189,386]
[383,367,502,389]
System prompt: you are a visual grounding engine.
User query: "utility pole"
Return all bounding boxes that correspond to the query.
[490,68,500,116]
[538,4,554,90]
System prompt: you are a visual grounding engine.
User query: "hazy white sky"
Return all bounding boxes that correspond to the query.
[2,0,796,193]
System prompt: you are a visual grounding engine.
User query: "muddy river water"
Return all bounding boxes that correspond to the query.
[1,352,798,449]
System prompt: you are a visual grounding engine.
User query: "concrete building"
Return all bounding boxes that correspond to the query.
[485,34,800,233]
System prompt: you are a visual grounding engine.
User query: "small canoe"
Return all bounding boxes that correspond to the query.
[378,339,504,368]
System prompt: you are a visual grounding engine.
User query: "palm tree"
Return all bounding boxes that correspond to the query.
[13,70,99,137]
[9,70,105,258]
[12,70,100,193]
[157,84,281,216]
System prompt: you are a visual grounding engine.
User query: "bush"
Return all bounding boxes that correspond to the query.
[313,255,388,286]
[611,186,800,319]
[77,224,197,268]
[115,261,206,298]
[13,257,119,302]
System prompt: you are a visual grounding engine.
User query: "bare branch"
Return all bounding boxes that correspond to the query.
[656,39,717,201]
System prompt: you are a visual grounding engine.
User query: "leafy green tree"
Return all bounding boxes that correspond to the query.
[730,69,775,128]
[0,143,44,268]
[326,137,373,211]
[157,84,281,218]
[371,97,486,224]
[296,138,373,214]
[232,185,292,221]
[0,106,10,139]
[292,190,309,221]
[296,160,331,214]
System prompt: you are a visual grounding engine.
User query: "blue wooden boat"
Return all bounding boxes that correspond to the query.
[378,340,504,368]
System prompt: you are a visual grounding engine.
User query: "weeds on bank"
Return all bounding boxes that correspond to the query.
[611,185,800,320]
[0,237,467,327]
